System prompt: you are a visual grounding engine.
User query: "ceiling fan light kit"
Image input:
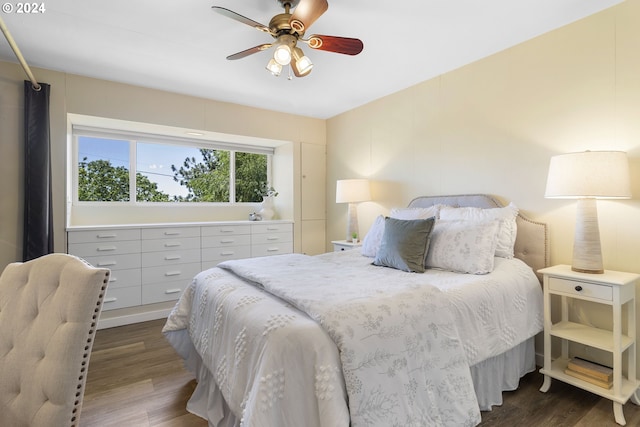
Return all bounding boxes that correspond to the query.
[292,47,313,75]
[266,58,283,76]
[213,0,363,79]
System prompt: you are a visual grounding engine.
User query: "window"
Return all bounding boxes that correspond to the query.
[73,127,272,204]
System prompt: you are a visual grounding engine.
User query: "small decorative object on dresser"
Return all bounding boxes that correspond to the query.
[331,239,362,252]
[539,265,640,426]
[257,185,278,221]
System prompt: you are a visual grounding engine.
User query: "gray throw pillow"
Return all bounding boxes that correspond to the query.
[373,216,435,273]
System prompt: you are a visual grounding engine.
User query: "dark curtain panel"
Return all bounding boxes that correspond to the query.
[23,81,53,261]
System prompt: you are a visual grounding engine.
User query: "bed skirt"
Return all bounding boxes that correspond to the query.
[166,328,535,425]
[471,336,536,410]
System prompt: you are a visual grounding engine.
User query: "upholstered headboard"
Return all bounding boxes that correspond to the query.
[408,194,549,282]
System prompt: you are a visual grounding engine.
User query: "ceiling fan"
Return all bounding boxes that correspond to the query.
[212,0,364,78]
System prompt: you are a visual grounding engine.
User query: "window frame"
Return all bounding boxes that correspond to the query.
[71,125,273,205]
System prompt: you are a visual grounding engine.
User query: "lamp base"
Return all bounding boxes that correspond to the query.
[572,198,604,274]
[346,202,359,242]
[571,266,604,274]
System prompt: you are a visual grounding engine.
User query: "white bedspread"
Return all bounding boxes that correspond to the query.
[163,250,543,427]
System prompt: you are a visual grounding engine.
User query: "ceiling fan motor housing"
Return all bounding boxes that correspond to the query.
[269,13,303,38]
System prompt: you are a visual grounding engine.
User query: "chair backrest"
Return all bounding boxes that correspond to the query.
[0,253,110,427]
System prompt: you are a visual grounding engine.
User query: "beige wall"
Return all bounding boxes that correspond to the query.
[327,1,640,368]
[328,0,640,270]
[0,64,326,269]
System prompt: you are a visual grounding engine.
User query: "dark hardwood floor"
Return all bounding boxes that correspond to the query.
[82,319,640,426]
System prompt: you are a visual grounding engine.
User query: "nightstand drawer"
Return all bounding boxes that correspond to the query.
[548,277,612,301]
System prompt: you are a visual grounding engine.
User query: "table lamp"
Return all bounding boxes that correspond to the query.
[544,151,631,273]
[336,179,371,242]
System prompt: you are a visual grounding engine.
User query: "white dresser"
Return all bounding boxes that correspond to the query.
[67,220,293,327]
[67,227,142,311]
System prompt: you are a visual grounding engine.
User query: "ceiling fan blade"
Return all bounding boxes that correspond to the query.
[289,0,328,33]
[226,44,273,60]
[306,35,364,56]
[212,6,272,34]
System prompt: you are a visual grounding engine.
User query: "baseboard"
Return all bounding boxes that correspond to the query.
[97,307,172,329]
[535,350,544,368]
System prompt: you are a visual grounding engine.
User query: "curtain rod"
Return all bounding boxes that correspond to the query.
[0,15,41,91]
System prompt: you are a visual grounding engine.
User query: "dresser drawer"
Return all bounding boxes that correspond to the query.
[81,253,141,271]
[202,234,251,249]
[141,262,202,285]
[142,281,185,305]
[141,236,200,253]
[69,240,141,257]
[68,228,140,244]
[202,225,251,237]
[548,277,613,301]
[252,223,292,234]
[252,242,293,258]
[252,231,292,245]
[101,286,141,311]
[202,246,251,263]
[141,248,201,267]
[141,226,200,240]
[104,268,140,290]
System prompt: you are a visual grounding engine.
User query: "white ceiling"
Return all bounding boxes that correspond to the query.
[0,0,623,119]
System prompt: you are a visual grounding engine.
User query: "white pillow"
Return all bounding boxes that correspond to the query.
[438,203,518,258]
[361,215,386,257]
[390,205,442,220]
[425,220,500,275]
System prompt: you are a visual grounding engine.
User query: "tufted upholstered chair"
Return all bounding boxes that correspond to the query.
[0,253,110,427]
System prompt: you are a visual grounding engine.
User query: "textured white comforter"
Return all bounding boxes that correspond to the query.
[163,250,542,427]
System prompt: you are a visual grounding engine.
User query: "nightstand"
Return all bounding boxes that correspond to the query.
[539,265,640,425]
[331,240,362,252]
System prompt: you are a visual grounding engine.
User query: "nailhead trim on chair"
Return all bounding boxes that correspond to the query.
[69,274,109,426]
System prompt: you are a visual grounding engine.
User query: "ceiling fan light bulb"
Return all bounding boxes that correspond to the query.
[266,58,282,76]
[273,44,292,66]
[296,55,313,75]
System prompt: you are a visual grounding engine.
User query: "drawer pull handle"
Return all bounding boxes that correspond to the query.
[266,227,279,231]
[97,246,117,252]
[165,255,181,260]
[165,288,181,294]
[104,297,118,303]
[575,285,583,292]
[108,278,118,282]
[164,231,181,236]
[220,239,235,244]
[164,242,181,247]
[220,229,234,233]
[97,261,117,267]
[267,248,279,252]
[96,234,117,239]
[221,251,235,256]
[267,237,280,241]
[165,271,182,277]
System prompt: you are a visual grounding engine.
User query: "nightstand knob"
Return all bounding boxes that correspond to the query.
[575,285,583,292]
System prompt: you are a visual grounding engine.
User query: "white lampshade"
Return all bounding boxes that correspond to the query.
[544,150,631,274]
[336,179,371,203]
[545,151,631,199]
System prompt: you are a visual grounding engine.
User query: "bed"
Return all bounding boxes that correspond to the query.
[163,194,549,427]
